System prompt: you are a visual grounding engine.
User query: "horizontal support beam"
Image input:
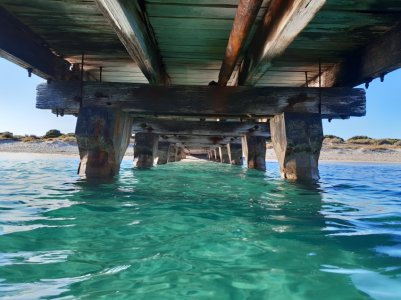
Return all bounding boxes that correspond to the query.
[218,0,263,86]
[36,82,366,119]
[133,119,270,137]
[95,0,169,85]
[308,22,401,87]
[238,0,325,85]
[159,135,242,147]
[0,6,72,80]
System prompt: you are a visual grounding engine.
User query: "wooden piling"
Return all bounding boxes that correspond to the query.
[242,135,267,171]
[75,106,132,178]
[270,112,323,181]
[134,133,159,169]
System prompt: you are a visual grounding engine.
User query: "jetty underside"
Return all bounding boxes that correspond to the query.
[1,0,400,180]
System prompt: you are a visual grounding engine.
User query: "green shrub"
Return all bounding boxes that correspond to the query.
[348,136,372,140]
[324,135,343,140]
[347,136,375,145]
[324,135,344,143]
[0,131,14,139]
[348,139,376,145]
[60,136,77,143]
[21,135,40,142]
[380,138,401,145]
[376,139,393,145]
[44,129,62,138]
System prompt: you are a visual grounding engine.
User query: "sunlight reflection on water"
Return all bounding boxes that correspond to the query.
[0,154,400,299]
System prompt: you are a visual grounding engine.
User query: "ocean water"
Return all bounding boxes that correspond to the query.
[0,154,400,300]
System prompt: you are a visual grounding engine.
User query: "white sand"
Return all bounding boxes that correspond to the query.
[0,140,134,157]
[1,140,401,163]
[266,147,401,163]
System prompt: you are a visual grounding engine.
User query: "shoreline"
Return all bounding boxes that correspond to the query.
[2,151,401,165]
[1,140,401,164]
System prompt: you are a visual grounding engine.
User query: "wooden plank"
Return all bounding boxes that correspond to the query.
[0,6,72,80]
[218,0,263,86]
[308,22,401,88]
[146,4,238,19]
[1,0,149,84]
[133,119,270,136]
[94,0,169,84]
[36,82,366,119]
[159,135,241,146]
[238,0,325,85]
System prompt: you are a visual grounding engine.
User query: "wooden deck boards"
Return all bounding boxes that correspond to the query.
[0,0,400,86]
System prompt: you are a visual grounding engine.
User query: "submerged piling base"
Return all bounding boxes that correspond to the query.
[242,135,267,171]
[75,106,132,178]
[177,147,186,161]
[167,143,178,162]
[157,141,170,165]
[215,148,221,162]
[134,133,159,168]
[270,112,323,181]
[219,146,230,163]
[227,143,242,165]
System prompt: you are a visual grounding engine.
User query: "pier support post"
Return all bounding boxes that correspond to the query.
[219,146,230,163]
[270,112,323,181]
[212,149,217,161]
[75,106,132,178]
[157,141,170,165]
[134,133,159,168]
[215,148,221,162]
[242,135,267,171]
[167,143,177,162]
[227,143,242,165]
[176,147,186,161]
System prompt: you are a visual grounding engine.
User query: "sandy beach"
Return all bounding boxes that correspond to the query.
[1,139,401,163]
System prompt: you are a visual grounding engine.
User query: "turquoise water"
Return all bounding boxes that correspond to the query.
[0,154,400,299]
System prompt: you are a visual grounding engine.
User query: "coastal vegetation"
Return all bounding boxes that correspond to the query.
[322,135,401,151]
[0,130,76,143]
[1,131,401,150]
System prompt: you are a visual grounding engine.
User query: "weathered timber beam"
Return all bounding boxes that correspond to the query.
[218,0,263,86]
[160,135,242,147]
[36,82,366,119]
[0,6,72,80]
[308,22,401,88]
[133,119,270,137]
[95,0,169,85]
[238,0,325,85]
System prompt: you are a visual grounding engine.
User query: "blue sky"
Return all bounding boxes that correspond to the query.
[0,58,400,138]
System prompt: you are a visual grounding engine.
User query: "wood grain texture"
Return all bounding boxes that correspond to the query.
[242,135,267,170]
[219,145,231,163]
[75,107,132,178]
[134,132,159,168]
[160,135,241,147]
[308,22,401,87]
[238,0,326,85]
[0,0,147,83]
[95,0,169,84]
[132,119,270,136]
[218,0,263,86]
[0,6,72,80]
[227,143,243,165]
[36,82,366,119]
[2,0,401,88]
[270,112,323,181]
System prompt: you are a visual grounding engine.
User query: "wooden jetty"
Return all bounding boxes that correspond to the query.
[1,0,400,180]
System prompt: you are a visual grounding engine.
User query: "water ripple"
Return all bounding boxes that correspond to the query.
[0,155,400,299]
